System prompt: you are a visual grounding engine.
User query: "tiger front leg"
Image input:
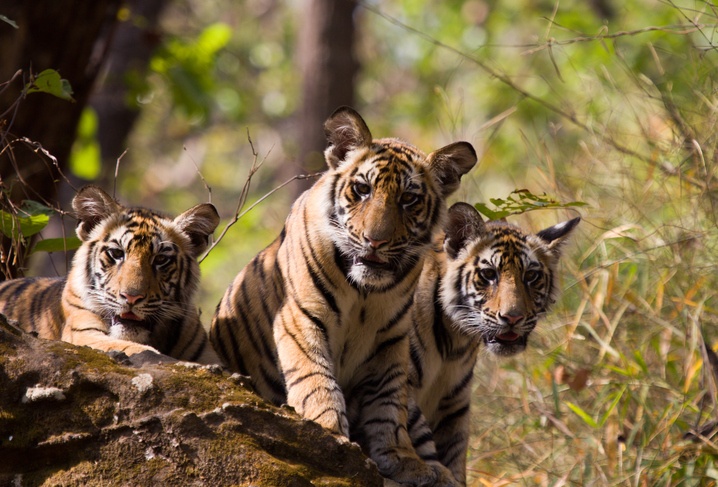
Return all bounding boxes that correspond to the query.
[351,337,459,487]
[274,302,349,437]
[430,393,473,486]
[62,308,162,356]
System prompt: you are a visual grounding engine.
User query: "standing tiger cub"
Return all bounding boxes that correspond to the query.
[211,106,477,486]
[409,202,579,484]
[0,185,221,363]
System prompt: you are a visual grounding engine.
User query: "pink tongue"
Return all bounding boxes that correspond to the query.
[120,312,141,321]
[497,332,520,342]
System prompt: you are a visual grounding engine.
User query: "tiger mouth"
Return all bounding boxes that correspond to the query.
[354,254,391,270]
[112,312,150,329]
[486,332,526,347]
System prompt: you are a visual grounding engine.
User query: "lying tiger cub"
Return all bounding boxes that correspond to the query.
[409,202,580,484]
[0,185,220,363]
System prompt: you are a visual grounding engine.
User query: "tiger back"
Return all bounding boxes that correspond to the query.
[211,106,477,486]
[409,202,579,484]
[0,185,221,363]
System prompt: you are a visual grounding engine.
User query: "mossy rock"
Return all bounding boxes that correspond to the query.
[0,318,382,486]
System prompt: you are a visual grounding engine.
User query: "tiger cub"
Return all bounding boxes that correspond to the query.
[409,202,579,484]
[211,106,477,486]
[0,185,221,363]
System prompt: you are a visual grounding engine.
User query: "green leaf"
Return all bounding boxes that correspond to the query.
[473,190,588,220]
[25,69,75,102]
[0,15,18,29]
[597,386,626,427]
[0,211,49,239]
[0,201,54,239]
[31,237,82,254]
[474,203,511,220]
[565,401,599,428]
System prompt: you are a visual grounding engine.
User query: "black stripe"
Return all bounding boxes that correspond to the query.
[434,405,469,433]
[304,249,339,315]
[432,278,452,358]
[296,304,329,343]
[379,295,413,333]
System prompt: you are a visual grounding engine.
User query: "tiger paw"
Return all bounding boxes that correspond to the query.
[427,462,460,487]
[379,454,453,487]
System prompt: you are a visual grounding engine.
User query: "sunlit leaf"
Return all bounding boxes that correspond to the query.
[0,210,49,239]
[565,401,599,428]
[598,386,626,427]
[0,201,54,239]
[25,69,75,102]
[474,189,588,221]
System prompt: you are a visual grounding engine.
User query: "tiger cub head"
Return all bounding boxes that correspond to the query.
[322,106,477,290]
[441,202,579,356]
[70,186,219,344]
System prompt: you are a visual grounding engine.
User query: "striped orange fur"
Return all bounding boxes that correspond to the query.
[409,202,579,484]
[0,186,220,363]
[211,106,477,485]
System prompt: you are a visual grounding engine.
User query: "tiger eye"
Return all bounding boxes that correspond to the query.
[105,247,124,261]
[479,268,497,282]
[399,192,419,206]
[154,254,171,267]
[524,269,540,283]
[353,182,371,197]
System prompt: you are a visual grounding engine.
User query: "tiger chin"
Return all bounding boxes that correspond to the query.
[409,202,579,485]
[212,106,477,486]
[0,185,221,364]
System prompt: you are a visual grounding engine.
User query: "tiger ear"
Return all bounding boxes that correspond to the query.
[444,202,487,259]
[536,216,580,256]
[426,141,477,197]
[174,203,220,258]
[73,185,122,241]
[323,106,373,169]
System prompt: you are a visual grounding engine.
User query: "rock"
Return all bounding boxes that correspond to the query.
[0,317,382,486]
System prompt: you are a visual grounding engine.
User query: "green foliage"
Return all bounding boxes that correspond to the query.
[25,69,74,102]
[69,108,101,180]
[473,189,587,220]
[149,23,232,122]
[0,199,80,258]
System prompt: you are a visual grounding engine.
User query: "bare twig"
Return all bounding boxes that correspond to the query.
[183,145,212,204]
[113,148,128,199]
[357,1,714,189]
[200,130,321,263]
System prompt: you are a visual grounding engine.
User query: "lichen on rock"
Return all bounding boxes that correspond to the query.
[0,316,382,486]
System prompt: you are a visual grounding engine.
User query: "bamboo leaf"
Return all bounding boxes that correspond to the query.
[565,401,599,428]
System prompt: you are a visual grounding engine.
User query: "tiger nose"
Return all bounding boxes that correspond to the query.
[121,292,145,305]
[499,312,524,325]
[363,233,389,249]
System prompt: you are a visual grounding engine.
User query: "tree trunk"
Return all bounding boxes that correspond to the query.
[90,0,169,188]
[290,0,359,196]
[0,0,121,278]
